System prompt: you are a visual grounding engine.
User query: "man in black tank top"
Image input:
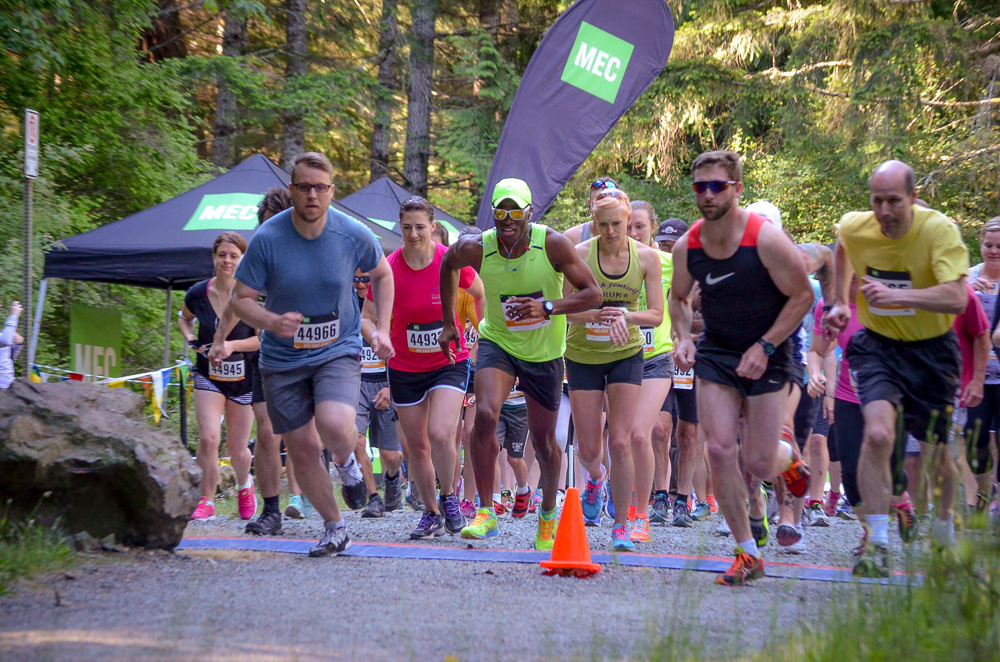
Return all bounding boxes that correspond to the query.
[668,150,814,586]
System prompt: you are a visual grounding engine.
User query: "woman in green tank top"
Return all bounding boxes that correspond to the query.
[563,189,665,551]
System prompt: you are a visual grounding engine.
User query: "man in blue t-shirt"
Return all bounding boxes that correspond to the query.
[233,152,395,557]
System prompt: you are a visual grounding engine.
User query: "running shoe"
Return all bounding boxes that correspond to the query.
[237,476,257,520]
[823,491,840,518]
[512,489,531,518]
[309,525,351,557]
[782,526,807,554]
[440,493,466,534]
[776,523,802,548]
[852,543,889,578]
[715,546,765,586]
[384,472,403,512]
[285,494,304,519]
[335,457,368,511]
[535,511,558,551]
[611,523,635,552]
[362,493,386,518]
[301,494,314,518]
[494,500,508,517]
[628,491,638,522]
[501,489,514,513]
[529,490,541,514]
[749,515,769,548]
[891,497,918,543]
[461,508,499,539]
[781,458,811,499]
[630,514,651,543]
[691,501,713,521]
[763,483,779,523]
[672,499,694,527]
[716,515,731,537]
[460,498,477,520]
[410,510,445,540]
[405,486,424,511]
[245,508,282,535]
[581,470,605,523]
[650,493,671,524]
[556,489,566,509]
[603,481,616,520]
[837,501,855,520]
[191,497,215,520]
[707,494,718,513]
[850,526,870,558]
[803,502,830,527]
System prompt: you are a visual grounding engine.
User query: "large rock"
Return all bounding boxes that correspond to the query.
[0,380,201,549]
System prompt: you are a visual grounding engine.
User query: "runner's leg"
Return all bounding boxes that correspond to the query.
[470,367,515,509]
[194,389,226,499]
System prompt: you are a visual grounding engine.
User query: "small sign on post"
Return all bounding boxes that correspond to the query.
[24,109,39,179]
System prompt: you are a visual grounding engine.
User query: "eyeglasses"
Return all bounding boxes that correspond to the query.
[590,180,618,191]
[292,183,332,194]
[492,207,529,221]
[353,275,371,283]
[692,180,736,195]
[595,189,628,201]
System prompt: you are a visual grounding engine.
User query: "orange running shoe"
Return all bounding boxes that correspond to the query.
[630,514,651,542]
[627,490,637,522]
[715,547,765,586]
[781,458,811,498]
[707,494,718,513]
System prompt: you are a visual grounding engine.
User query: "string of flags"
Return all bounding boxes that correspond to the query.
[30,361,192,424]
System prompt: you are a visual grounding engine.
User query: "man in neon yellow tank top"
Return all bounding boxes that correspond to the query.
[439,178,602,550]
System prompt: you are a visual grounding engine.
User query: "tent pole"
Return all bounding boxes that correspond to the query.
[27,278,47,368]
[163,287,172,369]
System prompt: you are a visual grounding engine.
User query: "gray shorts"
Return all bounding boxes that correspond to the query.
[497,406,528,458]
[642,351,674,380]
[356,378,401,451]
[260,354,361,435]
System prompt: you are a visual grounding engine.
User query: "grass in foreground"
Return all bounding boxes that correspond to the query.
[0,497,77,596]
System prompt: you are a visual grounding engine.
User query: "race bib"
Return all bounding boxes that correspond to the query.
[641,327,655,354]
[865,267,915,317]
[209,357,245,382]
[673,365,694,390]
[506,387,525,401]
[360,345,386,374]
[465,325,479,347]
[585,315,611,342]
[294,313,339,349]
[501,291,550,332]
[407,321,443,353]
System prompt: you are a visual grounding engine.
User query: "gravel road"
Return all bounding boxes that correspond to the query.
[1,503,920,661]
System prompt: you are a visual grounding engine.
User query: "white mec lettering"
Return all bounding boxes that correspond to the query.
[74,343,117,381]
[573,42,622,82]
[200,204,258,222]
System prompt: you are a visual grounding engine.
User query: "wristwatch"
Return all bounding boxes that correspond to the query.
[542,300,555,318]
[757,338,776,356]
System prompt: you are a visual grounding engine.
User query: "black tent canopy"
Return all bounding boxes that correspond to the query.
[33,154,402,367]
[340,177,467,238]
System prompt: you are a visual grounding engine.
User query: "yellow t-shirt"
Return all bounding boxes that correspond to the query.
[837,206,969,341]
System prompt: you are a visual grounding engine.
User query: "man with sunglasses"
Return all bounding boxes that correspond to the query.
[669,150,814,586]
[231,152,396,557]
[563,177,620,245]
[437,178,602,549]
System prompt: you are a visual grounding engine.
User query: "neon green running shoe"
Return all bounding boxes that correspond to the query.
[749,514,769,548]
[461,507,499,539]
[535,509,559,551]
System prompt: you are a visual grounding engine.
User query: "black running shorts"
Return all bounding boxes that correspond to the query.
[846,329,960,445]
[476,338,563,412]
[565,351,644,391]
[388,360,470,408]
[694,335,793,398]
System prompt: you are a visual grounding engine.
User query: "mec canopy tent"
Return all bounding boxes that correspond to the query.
[43,154,401,290]
[340,177,467,239]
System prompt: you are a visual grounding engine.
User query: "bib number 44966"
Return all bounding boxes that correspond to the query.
[294,313,339,349]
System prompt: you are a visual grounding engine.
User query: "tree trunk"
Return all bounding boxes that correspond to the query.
[281,0,308,169]
[402,0,437,196]
[370,0,399,183]
[478,0,500,35]
[210,9,247,169]
[140,0,188,62]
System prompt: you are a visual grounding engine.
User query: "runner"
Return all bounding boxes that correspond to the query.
[362,196,484,539]
[669,150,814,586]
[209,188,313,535]
[0,300,23,390]
[625,200,674,540]
[354,268,404,518]
[564,177,620,245]
[565,188,664,551]
[179,232,261,522]
[498,379,531,517]
[967,217,1000,517]
[825,160,969,576]
[231,152,395,557]
[438,178,602,550]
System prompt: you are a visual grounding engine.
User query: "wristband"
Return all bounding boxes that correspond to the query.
[821,305,832,312]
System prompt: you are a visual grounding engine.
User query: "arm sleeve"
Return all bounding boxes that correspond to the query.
[931,218,970,285]
[356,228,382,274]
[0,316,16,347]
[234,235,269,292]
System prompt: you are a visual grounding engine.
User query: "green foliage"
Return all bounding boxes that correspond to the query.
[0,497,75,596]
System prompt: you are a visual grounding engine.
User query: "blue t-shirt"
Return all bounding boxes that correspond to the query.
[235,207,382,368]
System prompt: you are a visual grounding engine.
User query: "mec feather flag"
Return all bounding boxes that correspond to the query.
[476,0,674,229]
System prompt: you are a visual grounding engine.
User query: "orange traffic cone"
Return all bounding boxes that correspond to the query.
[540,486,601,577]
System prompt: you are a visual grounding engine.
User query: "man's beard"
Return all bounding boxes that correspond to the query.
[700,196,732,221]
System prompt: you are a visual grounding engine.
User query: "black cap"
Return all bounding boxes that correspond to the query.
[655,218,688,242]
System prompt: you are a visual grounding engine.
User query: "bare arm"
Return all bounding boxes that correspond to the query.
[564,241,602,324]
[797,243,833,302]
[963,329,989,407]
[439,235,484,362]
[628,245,664,328]
[860,277,967,315]
[360,297,377,345]
[368,256,395,360]
[668,236,697,370]
[463,272,486,323]
[823,241,855,339]
[232,281,303,338]
[177,305,197,344]
[506,229,603,323]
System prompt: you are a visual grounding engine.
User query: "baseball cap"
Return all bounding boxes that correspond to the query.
[492,178,532,208]
[746,200,782,230]
[655,218,689,242]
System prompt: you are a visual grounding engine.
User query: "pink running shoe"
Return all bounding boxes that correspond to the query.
[238,476,258,520]
[460,499,477,520]
[192,497,215,520]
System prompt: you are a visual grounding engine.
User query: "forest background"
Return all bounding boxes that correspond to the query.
[1,0,998,376]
